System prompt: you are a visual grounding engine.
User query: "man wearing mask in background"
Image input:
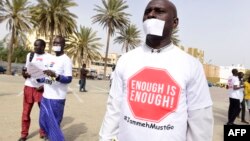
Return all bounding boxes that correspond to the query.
[37,35,72,141]
[18,39,50,141]
[99,0,213,141]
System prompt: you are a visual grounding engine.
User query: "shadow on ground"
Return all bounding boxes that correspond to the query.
[213,106,227,124]
[64,123,88,140]
[26,116,87,140]
[62,116,88,140]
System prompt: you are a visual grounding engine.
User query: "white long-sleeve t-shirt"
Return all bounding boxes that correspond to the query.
[24,52,52,88]
[43,54,72,99]
[99,43,213,141]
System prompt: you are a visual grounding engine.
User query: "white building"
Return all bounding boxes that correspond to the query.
[89,53,120,76]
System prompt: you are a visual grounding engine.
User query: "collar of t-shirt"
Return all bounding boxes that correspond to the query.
[144,43,174,53]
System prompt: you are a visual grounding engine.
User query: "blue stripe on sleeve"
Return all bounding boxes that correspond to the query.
[37,78,45,83]
[57,75,72,84]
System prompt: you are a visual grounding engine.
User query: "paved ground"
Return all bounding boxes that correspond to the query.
[0,75,249,141]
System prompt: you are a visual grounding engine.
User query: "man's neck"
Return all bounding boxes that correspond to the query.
[56,52,64,56]
[35,52,45,55]
[146,35,171,49]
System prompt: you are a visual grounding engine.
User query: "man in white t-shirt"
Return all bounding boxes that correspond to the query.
[38,36,72,141]
[99,0,213,141]
[18,39,50,141]
[226,69,244,125]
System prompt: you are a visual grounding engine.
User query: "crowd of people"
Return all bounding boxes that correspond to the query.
[226,68,250,125]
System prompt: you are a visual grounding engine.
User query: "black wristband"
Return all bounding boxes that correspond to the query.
[56,75,60,81]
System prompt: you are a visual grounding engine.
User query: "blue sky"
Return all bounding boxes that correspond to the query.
[0,0,250,68]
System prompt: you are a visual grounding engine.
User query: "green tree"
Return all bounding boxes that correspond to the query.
[0,0,33,75]
[0,40,4,48]
[31,0,78,53]
[65,26,102,71]
[92,0,130,78]
[114,24,141,52]
[171,27,180,46]
[0,46,7,61]
[0,45,29,63]
[12,45,30,63]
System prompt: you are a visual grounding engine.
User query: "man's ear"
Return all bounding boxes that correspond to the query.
[173,17,179,28]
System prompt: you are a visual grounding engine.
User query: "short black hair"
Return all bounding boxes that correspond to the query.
[150,0,178,17]
[35,39,46,47]
[55,35,65,46]
[232,69,238,75]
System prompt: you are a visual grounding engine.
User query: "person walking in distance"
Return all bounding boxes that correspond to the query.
[99,0,213,141]
[238,72,249,124]
[226,69,243,125]
[244,76,250,122]
[38,35,72,141]
[18,39,50,141]
[80,63,88,92]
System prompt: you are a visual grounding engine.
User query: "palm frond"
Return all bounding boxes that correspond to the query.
[114,24,141,52]
[91,0,130,77]
[65,26,103,69]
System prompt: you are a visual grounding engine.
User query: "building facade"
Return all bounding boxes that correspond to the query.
[88,53,120,77]
[203,64,220,83]
[187,48,204,63]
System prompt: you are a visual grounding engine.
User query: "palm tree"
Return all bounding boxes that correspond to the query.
[114,24,141,52]
[65,26,103,72]
[3,31,29,49]
[92,0,130,78]
[0,0,33,75]
[31,0,78,53]
[171,27,180,46]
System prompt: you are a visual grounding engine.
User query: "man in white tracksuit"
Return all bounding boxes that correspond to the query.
[99,0,214,141]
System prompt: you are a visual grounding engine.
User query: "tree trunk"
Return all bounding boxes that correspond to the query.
[104,28,111,79]
[48,29,54,53]
[78,50,84,78]
[125,42,129,53]
[6,28,15,75]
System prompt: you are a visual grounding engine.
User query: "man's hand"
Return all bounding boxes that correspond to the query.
[22,67,31,79]
[36,86,44,92]
[43,70,56,77]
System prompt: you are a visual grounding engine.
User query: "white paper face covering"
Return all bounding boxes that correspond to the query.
[52,46,61,52]
[143,19,165,36]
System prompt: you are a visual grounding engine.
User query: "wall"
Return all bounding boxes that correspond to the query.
[203,64,220,83]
